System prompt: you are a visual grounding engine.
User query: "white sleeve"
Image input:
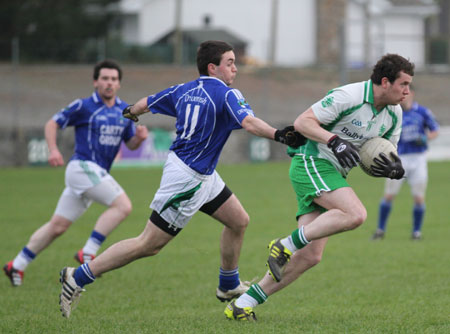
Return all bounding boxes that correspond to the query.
[311,89,357,125]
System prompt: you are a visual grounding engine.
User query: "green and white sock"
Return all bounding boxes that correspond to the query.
[281,225,310,253]
[235,284,268,308]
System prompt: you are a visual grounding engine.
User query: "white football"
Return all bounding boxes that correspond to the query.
[359,137,397,177]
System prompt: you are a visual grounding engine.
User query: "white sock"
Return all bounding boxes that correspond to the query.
[280,235,297,253]
[12,252,33,271]
[235,293,258,308]
[82,238,101,255]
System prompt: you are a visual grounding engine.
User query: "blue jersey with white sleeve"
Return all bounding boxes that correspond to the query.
[52,91,136,171]
[398,102,439,155]
[147,76,254,175]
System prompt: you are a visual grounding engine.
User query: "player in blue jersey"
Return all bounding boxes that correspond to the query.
[57,40,305,318]
[225,54,414,321]
[372,86,439,241]
[3,60,148,287]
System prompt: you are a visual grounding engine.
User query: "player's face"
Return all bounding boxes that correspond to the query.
[94,68,121,102]
[211,51,237,86]
[385,71,412,105]
[400,90,414,111]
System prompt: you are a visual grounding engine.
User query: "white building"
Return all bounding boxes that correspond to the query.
[117,0,438,68]
[347,0,439,68]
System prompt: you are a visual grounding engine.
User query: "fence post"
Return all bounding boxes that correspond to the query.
[97,37,106,61]
[12,37,25,166]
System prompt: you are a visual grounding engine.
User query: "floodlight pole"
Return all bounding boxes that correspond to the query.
[268,0,279,66]
[174,0,183,65]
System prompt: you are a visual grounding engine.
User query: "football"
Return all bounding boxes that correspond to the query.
[359,137,397,176]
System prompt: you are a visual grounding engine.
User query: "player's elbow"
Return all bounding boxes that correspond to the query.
[294,108,316,135]
[293,116,303,133]
[241,116,257,134]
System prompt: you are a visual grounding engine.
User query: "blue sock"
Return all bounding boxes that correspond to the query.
[91,230,106,244]
[219,267,240,291]
[22,247,36,260]
[73,264,96,288]
[413,204,425,233]
[378,199,392,231]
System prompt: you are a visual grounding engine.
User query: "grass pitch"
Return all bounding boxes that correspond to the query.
[1,161,449,333]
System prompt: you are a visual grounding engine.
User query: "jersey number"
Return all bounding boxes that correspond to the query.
[180,104,200,140]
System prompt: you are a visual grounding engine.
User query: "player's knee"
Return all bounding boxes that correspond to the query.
[234,212,250,232]
[343,206,367,230]
[113,197,132,218]
[49,217,71,236]
[136,231,168,257]
[121,201,132,217]
[240,211,250,229]
[140,242,163,257]
[349,207,367,230]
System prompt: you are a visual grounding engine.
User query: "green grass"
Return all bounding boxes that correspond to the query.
[1,161,449,334]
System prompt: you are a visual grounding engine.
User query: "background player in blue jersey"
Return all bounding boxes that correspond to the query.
[372,85,439,240]
[3,60,148,287]
[58,40,305,318]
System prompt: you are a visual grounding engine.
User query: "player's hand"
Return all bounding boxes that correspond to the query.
[371,152,405,179]
[122,105,139,122]
[48,149,64,167]
[415,134,428,146]
[274,126,307,148]
[135,125,149,141]
[327,135,360,168]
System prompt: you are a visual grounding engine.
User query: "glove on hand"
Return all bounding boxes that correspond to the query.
[327,135,360,168]
[371,152,405,179]
[274,126,307,148]
[122,105,139,122]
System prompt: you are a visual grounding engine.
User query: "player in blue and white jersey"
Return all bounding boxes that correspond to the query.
[58,40,305,318]
[3,60,148,287]
[226,54,414,321]
[372,86,439,240]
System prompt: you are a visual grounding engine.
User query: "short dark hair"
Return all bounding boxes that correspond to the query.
[93,59,122,81]
[197,40,234,76]
[370,54,414,84]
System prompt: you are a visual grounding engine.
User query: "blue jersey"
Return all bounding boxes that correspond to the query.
[398,102,439,155]
[147,76,254,175]
[53,91,136,171]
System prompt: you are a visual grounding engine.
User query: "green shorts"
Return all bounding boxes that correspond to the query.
[289,154,349,218]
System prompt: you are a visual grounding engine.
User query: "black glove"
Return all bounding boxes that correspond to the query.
[274,126,306,148]
[122,105,139,122]
[327,135,360,169]
[371,152,405,179]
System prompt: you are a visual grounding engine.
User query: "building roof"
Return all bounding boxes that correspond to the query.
[390,0,435,6]
[157,28,247,48]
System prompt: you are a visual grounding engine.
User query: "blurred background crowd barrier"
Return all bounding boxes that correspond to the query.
[1,0,450,167]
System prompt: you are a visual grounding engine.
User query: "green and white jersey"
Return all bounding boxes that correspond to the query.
[291,80,402,177]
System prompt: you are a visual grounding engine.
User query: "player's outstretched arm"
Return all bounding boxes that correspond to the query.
[274,126,306,148]
[122,97,150,122]
[241,116,305,148]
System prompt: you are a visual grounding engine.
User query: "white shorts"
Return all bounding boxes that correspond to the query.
[384,153,428,198]
[54,160,124,222]
[150,152,226,233]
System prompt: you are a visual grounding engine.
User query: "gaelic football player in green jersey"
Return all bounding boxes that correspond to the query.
[225,54,414,321]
